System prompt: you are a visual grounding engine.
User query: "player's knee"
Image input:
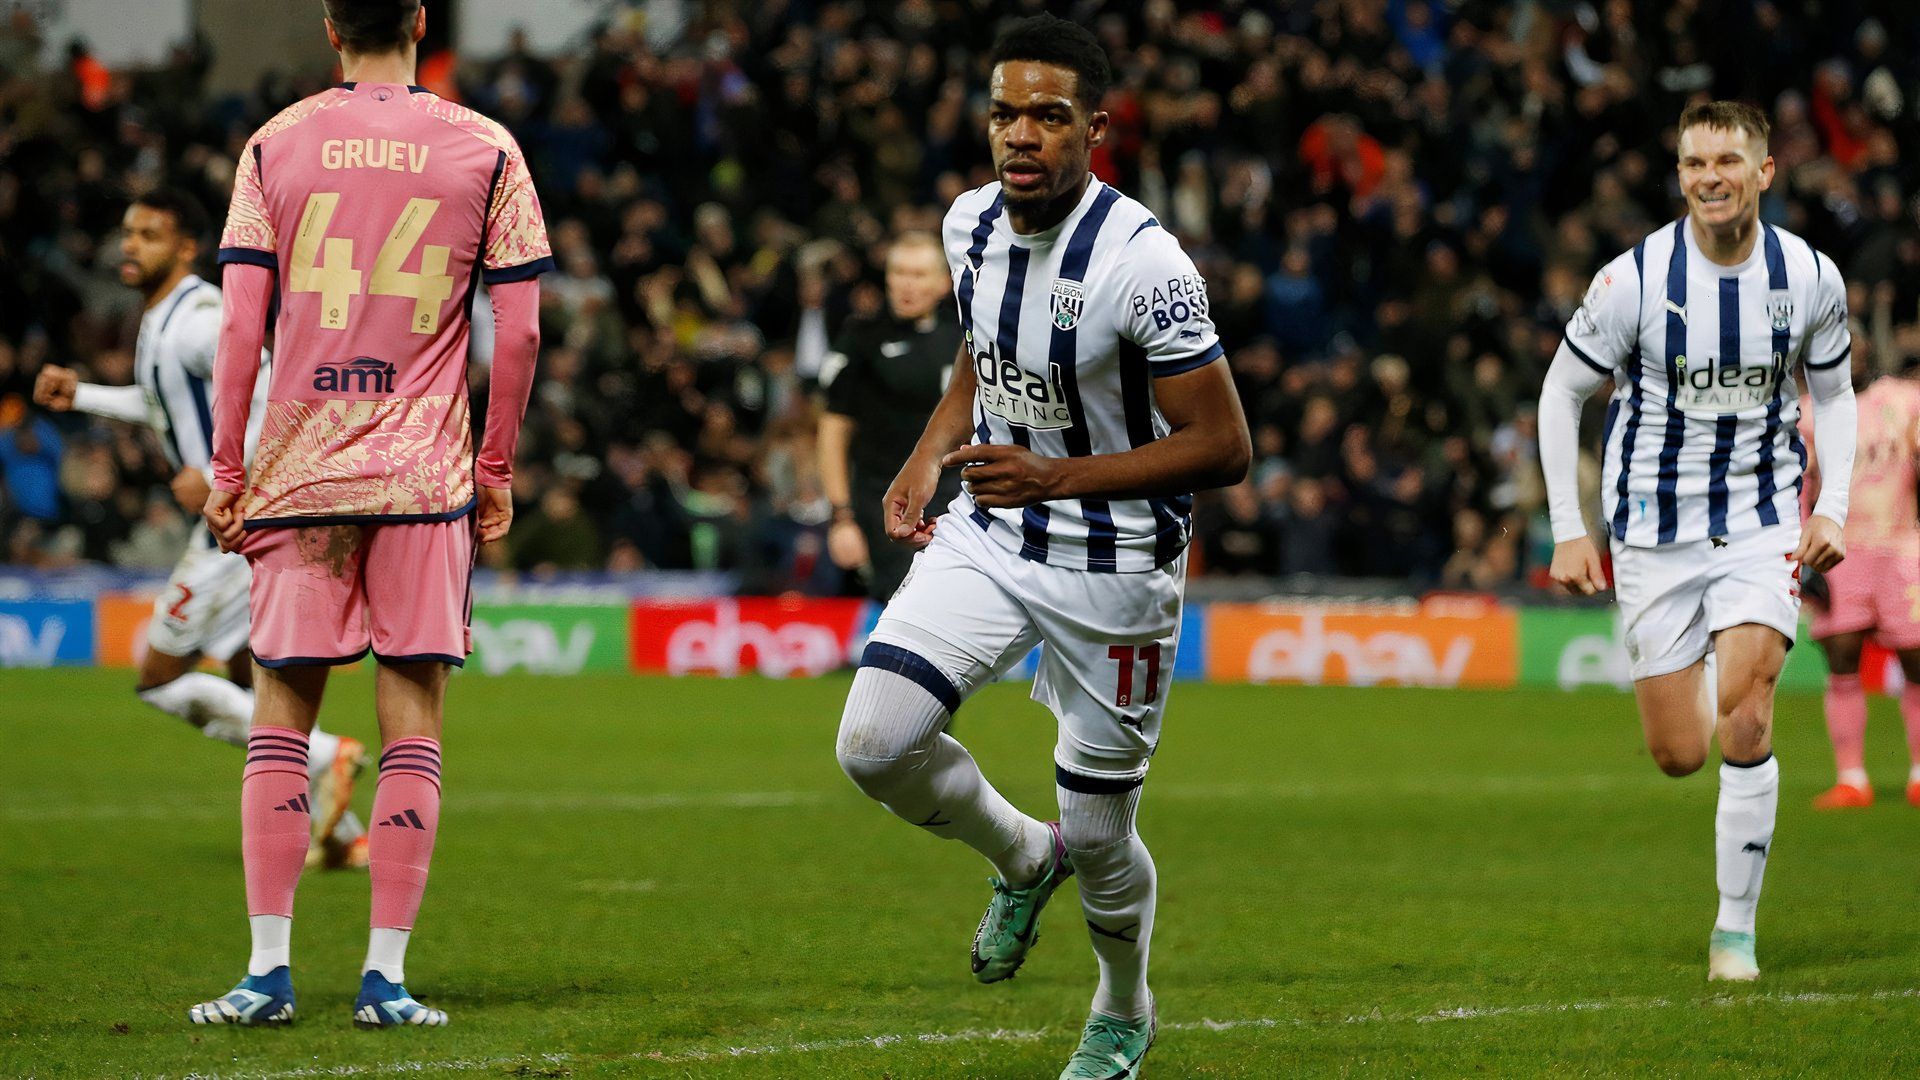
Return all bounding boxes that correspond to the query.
[834,718,919,797]
[1650,742,1706,777]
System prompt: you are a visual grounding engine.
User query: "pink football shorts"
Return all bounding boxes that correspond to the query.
[243,518,476,667]
[1810,540,1920,649]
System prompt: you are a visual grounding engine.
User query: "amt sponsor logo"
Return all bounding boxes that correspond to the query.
[312,356,396,395]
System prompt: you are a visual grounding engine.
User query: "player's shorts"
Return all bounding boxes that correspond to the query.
[241,517,476,668]
[147,531,253,661]
[867,510,1187,784]
[1809,536,1920,649]
[1611,523,1801,682]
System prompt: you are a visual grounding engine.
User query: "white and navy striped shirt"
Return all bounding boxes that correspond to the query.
[1556,218,1850,547]
[941,178,1224,572]
[72,274,269,542]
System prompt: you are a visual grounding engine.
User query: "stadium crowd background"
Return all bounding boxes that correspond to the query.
[1,0,1917,595]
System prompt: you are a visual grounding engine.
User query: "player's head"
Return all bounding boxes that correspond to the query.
[1675,101,1774,234]
[321,0,425,58]
[985,14,1110,211]
[119,188,207,292]
[885,232,946,322]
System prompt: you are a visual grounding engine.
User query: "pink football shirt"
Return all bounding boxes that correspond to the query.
[215,82,551,525]
[1800,376,1920,548]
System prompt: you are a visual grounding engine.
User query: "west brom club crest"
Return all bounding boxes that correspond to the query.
[1767,290,1793,333]
[1050,279,1084,332]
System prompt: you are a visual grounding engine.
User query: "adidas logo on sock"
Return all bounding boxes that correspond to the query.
[377,809,427,830]
[274,794,311,813]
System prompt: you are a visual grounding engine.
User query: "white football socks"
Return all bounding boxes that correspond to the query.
[138,672,251,747]
[1715,754,1778,935]
[837,666,1052,885]
[307,728,342,781]
[364,927,411,984]
[248,914,291,976]
[1060,783,1155,1023]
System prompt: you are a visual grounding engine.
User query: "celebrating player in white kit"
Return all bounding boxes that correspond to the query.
[33,190,368,869]
[1538,102,1857,981]
[833,16,1248,1079]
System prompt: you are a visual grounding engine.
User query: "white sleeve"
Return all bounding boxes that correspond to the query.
[174,288,224,379]
[1538,352,1613,543]
[1538,257,1636,544]
[1116,225,1222,376]
[71,383,150,424]
[1801,251,1855,526]
[1803,359,1856,527]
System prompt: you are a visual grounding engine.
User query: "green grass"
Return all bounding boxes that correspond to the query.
[3,670,1919,1077]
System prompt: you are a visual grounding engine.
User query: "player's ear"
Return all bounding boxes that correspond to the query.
[1758,153,1775,192]
[1086,109,1109,151]
[323,18,343,53]
[412,5,427,44]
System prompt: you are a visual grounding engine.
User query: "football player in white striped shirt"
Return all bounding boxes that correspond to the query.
[833,16,1248,1078]
[33,190,368,869]
[1537,103,1857,982]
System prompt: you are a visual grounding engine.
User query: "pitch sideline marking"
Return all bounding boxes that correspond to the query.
[193,986,1920,1078]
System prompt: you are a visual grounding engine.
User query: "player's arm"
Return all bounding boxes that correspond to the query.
[950,358,1249,504]
[883,344,977,548]
[203,262,274,550]
[1795,254,1856,572]
[1539,261,1634,595]
[473,278,541,543]
[815,340,869,565]
[33,365,149,423]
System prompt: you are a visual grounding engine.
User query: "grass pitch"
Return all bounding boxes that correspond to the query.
[3,669,1918,1077]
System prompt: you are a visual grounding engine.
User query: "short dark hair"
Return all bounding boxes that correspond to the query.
[987,14,1111,111]
[322,0,420,54]
[1678,101,1770,148]
[132,188,209,243]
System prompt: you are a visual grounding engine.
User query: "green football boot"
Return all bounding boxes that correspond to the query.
[1059,1002,1156,1079]
[971,820,1072,983]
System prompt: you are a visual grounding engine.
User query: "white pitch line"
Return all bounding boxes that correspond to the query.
[180,986,1920,1080]
[0,790,824,824]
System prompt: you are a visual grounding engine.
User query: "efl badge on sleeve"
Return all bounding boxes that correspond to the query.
[1767,290,1793,333]
[1050,279,1084,332]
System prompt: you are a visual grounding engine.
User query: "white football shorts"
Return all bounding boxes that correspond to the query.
[1611,523,1802,682]
[866,509,1187,784]
[147,530,253,662]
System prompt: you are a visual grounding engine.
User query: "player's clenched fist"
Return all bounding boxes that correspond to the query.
[476,485,514,544]
[942,443,1064,510]
[32,365,79,411]
[1793,513,1846,573]
[1549,535,1608,596]
[881,453,942,550]
[201,489,245,553]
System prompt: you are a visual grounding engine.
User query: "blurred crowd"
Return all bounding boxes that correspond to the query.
[3,0,1919,591]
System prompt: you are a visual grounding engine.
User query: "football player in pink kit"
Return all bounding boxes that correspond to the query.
[1800,328,1920,810]
[188,0,549,1027]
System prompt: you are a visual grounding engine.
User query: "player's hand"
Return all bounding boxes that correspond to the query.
[202,489,245,552]
[170,467,212,515]
[477,485,513,545]
[941,443,1066,510]
[1794,514,1846,573]
[31,366,78,411]
[828,517,870,569]
[881,453,942,551]
[1548,535,1608,596]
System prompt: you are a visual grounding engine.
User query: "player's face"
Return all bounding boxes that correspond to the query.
[987,61,1108,209]
[1677,125,1774,232]
[886,244,947,322]
[118,204,192,290]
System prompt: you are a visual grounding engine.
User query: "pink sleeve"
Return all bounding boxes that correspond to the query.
[211,262,274,494]
[475,278,540,488]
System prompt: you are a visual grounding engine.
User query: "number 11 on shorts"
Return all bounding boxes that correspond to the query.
[1108,644,1162,707]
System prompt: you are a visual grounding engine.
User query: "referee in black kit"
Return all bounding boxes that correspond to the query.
[817,232,964,599]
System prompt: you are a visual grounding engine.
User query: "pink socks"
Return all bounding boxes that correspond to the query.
[1824,674,1868,783]
[369,738,442,930]
[242,727,311,918]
